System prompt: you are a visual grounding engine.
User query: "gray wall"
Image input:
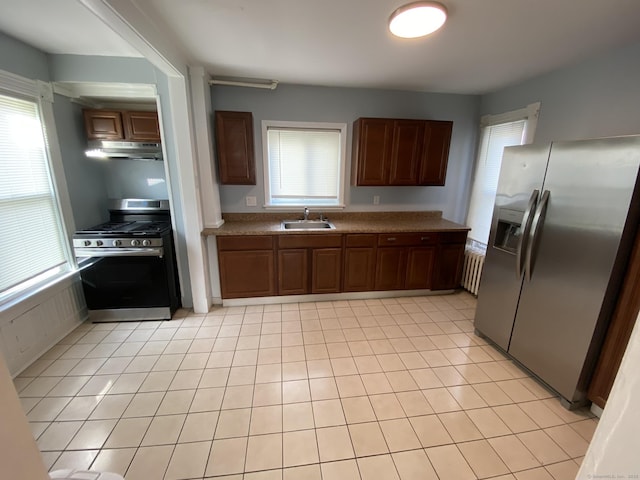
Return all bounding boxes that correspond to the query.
[51,94,109,229]
[481,41,640,143]
[211,84,480,223]
[103,161,169,200]
[0,31,49,81]
[49,54,158,84]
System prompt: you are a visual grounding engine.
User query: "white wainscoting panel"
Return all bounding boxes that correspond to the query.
[0,274,88,376]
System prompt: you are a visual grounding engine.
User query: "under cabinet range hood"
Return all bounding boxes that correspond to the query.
[85,140,163,161]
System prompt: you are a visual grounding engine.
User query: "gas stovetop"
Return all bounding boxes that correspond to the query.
[76,220,171,236]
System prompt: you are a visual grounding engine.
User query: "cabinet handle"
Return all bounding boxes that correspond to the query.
[420,236,431,241]
[386,237,396,241]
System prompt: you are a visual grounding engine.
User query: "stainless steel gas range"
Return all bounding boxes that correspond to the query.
[73,199,181,322]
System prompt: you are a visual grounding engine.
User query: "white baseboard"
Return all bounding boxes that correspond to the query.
[221,289,455,307]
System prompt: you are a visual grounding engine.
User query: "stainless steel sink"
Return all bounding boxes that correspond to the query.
[282,220,335,230]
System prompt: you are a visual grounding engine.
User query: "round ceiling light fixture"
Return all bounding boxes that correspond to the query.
[389,1,448,39]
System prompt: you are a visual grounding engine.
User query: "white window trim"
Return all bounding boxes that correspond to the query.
[261,120,347,210]
[480,102,540,144]
[0,68,76,307]
[466,102,540,249]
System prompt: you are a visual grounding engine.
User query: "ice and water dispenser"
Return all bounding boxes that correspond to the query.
[493,208,523,254]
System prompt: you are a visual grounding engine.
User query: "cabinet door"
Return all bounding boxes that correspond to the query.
[389,120,424,185]
[418,120,453,186]
[312,248,342,294]
[123,111,161,141]
[343,248,376,292]
[352,118,393,185]
[219,250,275,299]
[432,243,465,290]
[278,249,308,295]
[215,111,256,185]
[83,110,124,140]
[375,247,406,290]
[405,247,435,290]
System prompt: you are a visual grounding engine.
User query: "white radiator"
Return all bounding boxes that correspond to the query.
[461,249,485,295]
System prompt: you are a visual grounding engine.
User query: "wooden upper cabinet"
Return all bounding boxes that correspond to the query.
[123,111,161,141]
[351,117,452,186]
[215,111,256,185]
[83,109,160,142]
[419,120,453,186]
[389,120,424,185]
[83,110,124,140]
[351,118,393,185]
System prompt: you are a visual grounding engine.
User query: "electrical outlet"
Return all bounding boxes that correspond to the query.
[373,195,380,205]
[245,196,257,207]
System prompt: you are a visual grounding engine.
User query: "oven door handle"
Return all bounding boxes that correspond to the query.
[75,247,164,258]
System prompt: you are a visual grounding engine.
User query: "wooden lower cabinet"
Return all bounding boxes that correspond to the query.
[217,235,276,299]
[217,230,467,299]
[375,246,436,291]
[375,233,439,291]
[344,234,376,292]
[277,234,343,295]
[312,248,342,293]
[432,241,465,290]
[406,247,435,289]
[278,249,308,295]
[375,247,406,290]
[344,248,376,292]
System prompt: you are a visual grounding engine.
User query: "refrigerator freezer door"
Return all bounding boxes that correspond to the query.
[508,136,640,403]
[474,144,550,350]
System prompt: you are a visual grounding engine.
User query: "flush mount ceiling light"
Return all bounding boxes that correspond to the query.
[389,1,448,38]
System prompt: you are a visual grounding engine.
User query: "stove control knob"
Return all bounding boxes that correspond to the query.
[131,239,141,246]
[142,240,152,247]
[96,240,103,246]
[83,240,91,247]
[112,240,121,247]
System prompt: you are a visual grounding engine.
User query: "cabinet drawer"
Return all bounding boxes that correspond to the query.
[377,232,438,247]
[439,231,468,244]
[217,235,273,251]
[345,234,377,248]
[278,234,342,249]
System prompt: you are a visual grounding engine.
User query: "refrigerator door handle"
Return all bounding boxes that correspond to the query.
[516,189,539,278]
[525,189,551,282]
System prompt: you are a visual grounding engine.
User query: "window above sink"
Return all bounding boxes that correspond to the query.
[262,120,347,209]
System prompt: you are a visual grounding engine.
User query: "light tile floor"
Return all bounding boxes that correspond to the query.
[14,292,597,480]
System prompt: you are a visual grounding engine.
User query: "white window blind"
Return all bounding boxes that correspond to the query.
[465,120,527,245]
[0,92,68,295]
[264,122,346,207]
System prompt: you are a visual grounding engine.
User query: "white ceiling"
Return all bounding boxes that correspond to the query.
[1,0,640,94]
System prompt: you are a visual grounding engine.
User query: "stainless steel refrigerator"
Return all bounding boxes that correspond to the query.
[474,135,640,407]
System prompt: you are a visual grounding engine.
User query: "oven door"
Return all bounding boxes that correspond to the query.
[78,249,171,310]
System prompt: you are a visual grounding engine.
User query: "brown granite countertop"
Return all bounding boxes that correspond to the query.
[203,211,469,236]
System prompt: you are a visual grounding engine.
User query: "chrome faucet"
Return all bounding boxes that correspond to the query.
[303,207,310,220]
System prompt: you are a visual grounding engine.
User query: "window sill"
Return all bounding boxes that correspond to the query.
[263,205,346,212]
[0,268,78,317]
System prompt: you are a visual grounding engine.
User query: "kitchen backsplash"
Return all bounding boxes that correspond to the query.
[103,160,168,200]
